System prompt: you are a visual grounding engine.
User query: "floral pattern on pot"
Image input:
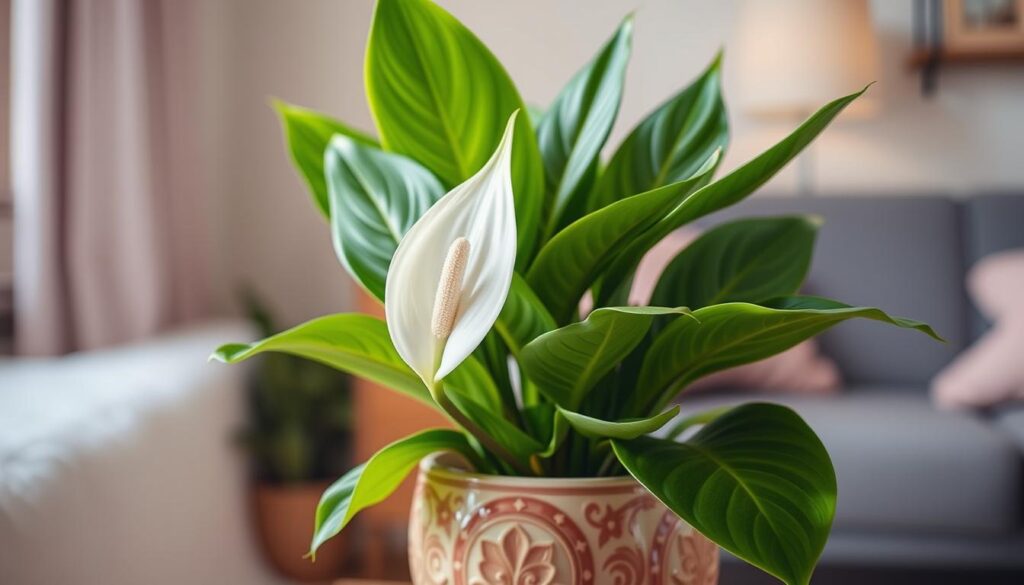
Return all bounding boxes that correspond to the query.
[409,454,719,585]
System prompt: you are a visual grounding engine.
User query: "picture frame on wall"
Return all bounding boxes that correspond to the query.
[944,0,1024,53]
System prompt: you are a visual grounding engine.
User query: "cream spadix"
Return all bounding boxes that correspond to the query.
[385,112,519,389]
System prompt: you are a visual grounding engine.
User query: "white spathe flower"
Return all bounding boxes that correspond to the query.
[385,111,519,391]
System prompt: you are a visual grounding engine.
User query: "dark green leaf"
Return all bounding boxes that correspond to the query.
[663,405,733,440]
[633,296,942,414]
[597,86,869,306]
[526,151,720,323]
[325,136,444,300]
[311,429,481,555]
[559,405,679,439]
[537,17,632,234]
[589,51,727,211]
[520,306,691,410]
[650,215,820,310]
[273,100,377,216]
[613,403,836,585]
[365,0,544,265]
[448,395,546,460]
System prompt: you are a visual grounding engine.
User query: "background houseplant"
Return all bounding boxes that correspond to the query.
[237,292,353,581]
[213,1,940,584]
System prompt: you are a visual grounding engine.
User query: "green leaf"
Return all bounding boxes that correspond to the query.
[526,151,720,323]
[612,403,836,585]
[494,274,557,356]
[589,51,727,212]
[448,395,546,460]
[212,313,430,406]
[311,428,480,555]
[537,17,632,234]
[211,313,504,415]
[663,405,733,440]
[273,100,377,216]
[597,86,869,306]
[650,216,821,310]
[558,405,679,440]
[365,0,545,265]
[520,306,691,410]
[325,136,444,300]
[633,296,942,414]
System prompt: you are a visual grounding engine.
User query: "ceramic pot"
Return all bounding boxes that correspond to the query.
[254,482,348,582]
[409,453,718,585]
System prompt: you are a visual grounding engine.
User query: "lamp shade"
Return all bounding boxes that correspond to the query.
[733,0,879,117]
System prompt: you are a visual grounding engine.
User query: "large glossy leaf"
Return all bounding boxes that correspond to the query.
[537,17,632,234]
[633,296,942,414]
[365,0,544,265]
[495,274,557,356]
[613,403,836,585]
[558,405,679,440]
[211,313,504,414]
[589,51,727,212]
[520,307,690,410]
[325,136,444,300]
[273,100,377,216]
[596,86,869,305]
[650,216,820,310]
[526,151,720,323]
[311,429,481,555]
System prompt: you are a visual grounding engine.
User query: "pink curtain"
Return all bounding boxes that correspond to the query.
[12,0,210,355]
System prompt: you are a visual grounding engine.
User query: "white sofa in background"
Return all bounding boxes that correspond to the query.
[0,321,284,585]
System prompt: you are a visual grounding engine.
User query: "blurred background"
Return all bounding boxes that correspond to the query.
[1,1,1023,584]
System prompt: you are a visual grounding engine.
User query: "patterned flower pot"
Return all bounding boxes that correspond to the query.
[409,453,719,585]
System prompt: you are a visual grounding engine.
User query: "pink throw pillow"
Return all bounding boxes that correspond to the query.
[932,249,1024,410]
[631,228,841,395]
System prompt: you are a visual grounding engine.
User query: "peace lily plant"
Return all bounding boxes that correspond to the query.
[213,2,941,584]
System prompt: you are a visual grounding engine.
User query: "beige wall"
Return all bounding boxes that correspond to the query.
[202,0,1024,321]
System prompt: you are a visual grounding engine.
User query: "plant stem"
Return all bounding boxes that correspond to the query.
[434,389,534,476]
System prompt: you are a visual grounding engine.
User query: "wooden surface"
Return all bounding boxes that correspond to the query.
[906,47,1024,69]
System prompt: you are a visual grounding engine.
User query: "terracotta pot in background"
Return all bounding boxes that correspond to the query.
[409,453,719,585]
[254,482,349,582]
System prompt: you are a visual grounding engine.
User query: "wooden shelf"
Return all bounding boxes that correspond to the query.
[907,47,1024,69]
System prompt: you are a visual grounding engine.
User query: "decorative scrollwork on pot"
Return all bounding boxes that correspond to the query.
[603,545,646,585]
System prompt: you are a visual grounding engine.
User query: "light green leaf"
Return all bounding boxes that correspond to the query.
[495,274,557,356]
[650,216,820,310]
[211,313,504,415]
[559,405,679,440]
[589,51,727,212]
[633,296,942,414]
[311,428,481,555]
[537,17,632,234]
[325,136,444,300]
[526,151,720,323]
[521,306,691,410]
[597,86,869,306]
[612,403,837,585]
[365,0,544,265]
[273,100,377,216]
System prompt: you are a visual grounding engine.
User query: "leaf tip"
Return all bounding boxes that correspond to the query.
[805,214,826,228]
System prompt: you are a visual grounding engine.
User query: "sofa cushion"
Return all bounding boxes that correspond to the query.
[993,405,1024,452]
[670,388,1022,536]
[700,196,967,387]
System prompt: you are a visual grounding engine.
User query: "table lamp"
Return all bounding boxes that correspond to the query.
[733,0,879,195]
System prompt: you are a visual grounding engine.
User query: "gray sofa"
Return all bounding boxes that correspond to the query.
[678,194,1024,571]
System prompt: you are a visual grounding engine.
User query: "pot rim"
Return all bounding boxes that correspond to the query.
[419,452,642,490]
